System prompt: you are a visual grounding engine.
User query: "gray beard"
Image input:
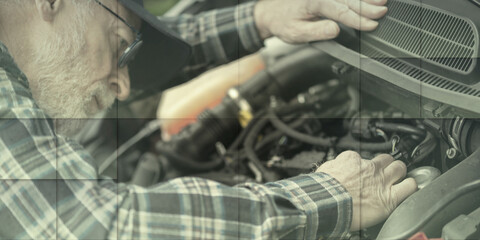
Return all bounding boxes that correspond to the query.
[26,11,115,137]
[54,118,90,137]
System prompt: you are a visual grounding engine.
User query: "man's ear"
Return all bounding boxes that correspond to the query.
[35,0,63,22]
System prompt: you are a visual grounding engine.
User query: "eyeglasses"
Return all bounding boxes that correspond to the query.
[94,0,143,68]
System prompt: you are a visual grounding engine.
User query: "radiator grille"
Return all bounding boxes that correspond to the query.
[361,43,480,97]
[367,0,478,73]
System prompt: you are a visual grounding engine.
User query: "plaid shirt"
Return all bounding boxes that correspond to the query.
[0,3,352,240]
[160,2,265,77]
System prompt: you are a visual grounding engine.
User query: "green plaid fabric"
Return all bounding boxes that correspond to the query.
[0,3,352,239]
[161,2,265,77]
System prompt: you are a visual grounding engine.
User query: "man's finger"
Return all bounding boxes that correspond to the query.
[362,0,388,6]
[391,178,417,205]
[371,153,394,169]
[291,20,340,42]
[312,0,379,30]
[335,150,361,162]
[335,0,388,19]
[384,160,407,185]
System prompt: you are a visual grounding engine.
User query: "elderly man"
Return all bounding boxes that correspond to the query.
[0,0,416,239]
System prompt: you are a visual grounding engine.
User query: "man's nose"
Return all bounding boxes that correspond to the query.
[108,70,131,101]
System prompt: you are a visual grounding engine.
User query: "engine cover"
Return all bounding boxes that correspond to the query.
[361,0,480,84]
[310,0,480,116]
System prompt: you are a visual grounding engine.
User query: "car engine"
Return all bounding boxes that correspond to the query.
[77,0,480,239]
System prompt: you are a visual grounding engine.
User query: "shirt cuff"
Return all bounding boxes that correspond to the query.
[235,1,265,53]
[266,172,352,239]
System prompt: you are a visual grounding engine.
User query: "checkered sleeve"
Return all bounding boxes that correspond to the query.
[160,1,264,77]
[109,173,352,239]
[262,173,353,239]
[0,42,352,239]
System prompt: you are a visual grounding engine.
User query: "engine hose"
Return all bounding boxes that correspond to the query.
[229,99,319,155]
[243,117,279,182]
[255,117,307,151]
[269,109,394,152]
[410,132,437,164]
[227,110,267,154]
[375,122,426,137]
[156,142,223,172]
[346,86,360,117]
[164,48,337,166]
[268,110,335,147]
[273,101,315,116]
[336,135,393,152]
[238,47,337,109]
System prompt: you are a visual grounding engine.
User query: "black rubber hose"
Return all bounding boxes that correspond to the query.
[336,135,393,152]
[268,111,335,147]
[156,142,223,172]
[243,117,278,182]
[238,47,337,109]
[410,132,437,164]
[269,110,393,152]
[255,117,307,151]
[227,110,267,154]
[375,122,426,137]
[165,47,337,166]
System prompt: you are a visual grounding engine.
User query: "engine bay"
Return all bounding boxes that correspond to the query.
[76,0,480,239]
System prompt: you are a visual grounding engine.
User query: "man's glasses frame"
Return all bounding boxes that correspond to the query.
[94,0,143,68]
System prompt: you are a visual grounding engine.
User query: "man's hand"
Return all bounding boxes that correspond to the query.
[316,151,417,231]
[254,0,388,43]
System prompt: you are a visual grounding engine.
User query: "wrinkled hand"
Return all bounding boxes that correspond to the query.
[254,0,388,43]
[316,151,417,231]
